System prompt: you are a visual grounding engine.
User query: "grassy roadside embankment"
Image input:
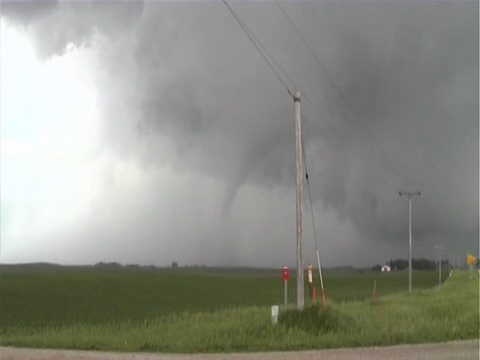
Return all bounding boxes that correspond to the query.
[0,268,477,352]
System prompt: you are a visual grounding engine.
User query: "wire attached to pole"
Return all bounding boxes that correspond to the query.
[223,0,293,99]
[302,134,325,307]
[275,1,411,186]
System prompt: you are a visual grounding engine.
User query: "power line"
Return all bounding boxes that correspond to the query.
[301,133,325,305]
[301,134,316,245]
[274,1,411,185]
[224,0,385,179]
[302,135,318,257]
[301,97,395,185]
[223,1,406,193]
[271,3,391,175]
[223,0,293,98]
[223,0,348,184]
[274,1,374,134]
[275,1,358,122]
[222,0,369,181]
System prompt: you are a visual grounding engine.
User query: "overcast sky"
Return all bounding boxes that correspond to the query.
[1,1,478,268]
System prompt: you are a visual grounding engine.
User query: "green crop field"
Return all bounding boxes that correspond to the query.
[0,265,477,352]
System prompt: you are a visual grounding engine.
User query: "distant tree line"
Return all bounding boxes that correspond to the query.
[94,262,158,269]
[372,258,449,271]
[93,262,185,269]
[95,262,123,268]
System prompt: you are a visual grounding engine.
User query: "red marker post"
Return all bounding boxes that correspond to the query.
[282,267,289,310]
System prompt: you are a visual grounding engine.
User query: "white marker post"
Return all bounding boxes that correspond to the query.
[271,305,279,325]
[307,263,316,303]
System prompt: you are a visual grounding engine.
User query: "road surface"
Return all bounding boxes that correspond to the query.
[1,340,478,360]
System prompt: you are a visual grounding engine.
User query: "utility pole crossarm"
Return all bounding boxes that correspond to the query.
[399,191,421,198]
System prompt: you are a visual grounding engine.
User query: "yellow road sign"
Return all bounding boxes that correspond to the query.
[467,253,477,265]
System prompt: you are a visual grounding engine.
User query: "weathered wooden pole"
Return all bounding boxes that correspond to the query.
[294,90,304,310]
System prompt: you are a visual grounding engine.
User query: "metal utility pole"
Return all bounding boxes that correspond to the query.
[448,251,455,271]
[399,191,421,294]
[294,90,304,311]
[435,245,445,285]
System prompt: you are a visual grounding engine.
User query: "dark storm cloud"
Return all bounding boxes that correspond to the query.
[2,1,478,266]
[1,1,144,59]
[293,2,479,243]
[122,3,300,213]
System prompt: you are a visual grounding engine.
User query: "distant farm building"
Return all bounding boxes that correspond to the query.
[381,265,391,272]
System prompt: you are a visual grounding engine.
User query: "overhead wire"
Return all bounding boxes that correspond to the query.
[274,1,410,186]
[224,0,383,179]
[222,0,293,98]
[275,1,358,120]
[223,0,330,302]
[232,5,394,182]
[301,133,325,301]
[222,1,402,291]
[301,90,395,188]
[271,1,409,297]
[224,0,408,187]
[276,2,412,266]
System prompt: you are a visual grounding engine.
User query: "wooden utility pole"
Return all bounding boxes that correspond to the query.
[294,90,304,310]
[399,191,421,294]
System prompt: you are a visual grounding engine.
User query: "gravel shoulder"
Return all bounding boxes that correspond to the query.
[1,340,479,360]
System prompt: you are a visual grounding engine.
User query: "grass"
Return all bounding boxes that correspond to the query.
[0,266,477,352]
[280,271,479,347]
